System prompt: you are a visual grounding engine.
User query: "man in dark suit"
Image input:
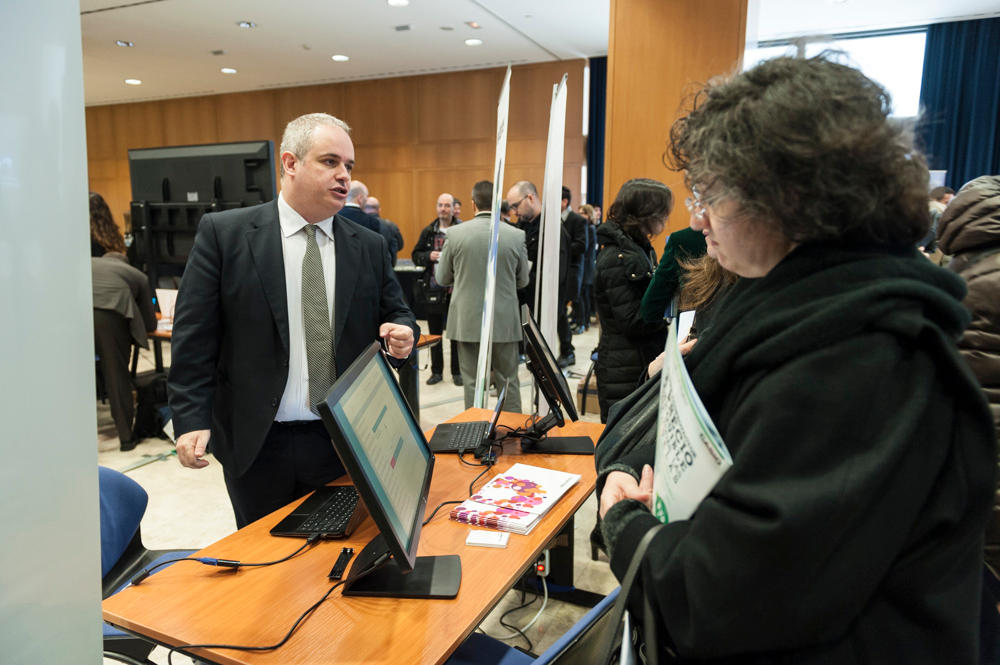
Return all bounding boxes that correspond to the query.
[561,186,588,334]
[168,113,418,528]
[337,179,382,233]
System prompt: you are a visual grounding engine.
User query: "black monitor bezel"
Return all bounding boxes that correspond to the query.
[317,342,434,575]
[520,304,579,423]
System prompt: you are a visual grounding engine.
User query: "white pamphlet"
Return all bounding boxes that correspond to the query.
[651,320,732,523]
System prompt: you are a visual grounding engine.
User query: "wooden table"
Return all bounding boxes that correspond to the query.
[103,409,602,665]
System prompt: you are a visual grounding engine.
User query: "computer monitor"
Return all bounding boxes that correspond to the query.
[520,304,593,455]
[317,342,461,598]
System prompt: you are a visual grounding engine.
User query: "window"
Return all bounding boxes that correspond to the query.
[744,30,927,117]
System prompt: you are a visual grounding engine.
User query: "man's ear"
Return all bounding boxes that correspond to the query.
[280,151,297,176]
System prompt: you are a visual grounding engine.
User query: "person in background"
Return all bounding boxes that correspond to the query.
[598,56,995,663]
[574,203,597,332]
[638,227,707,324]
[364,195,404,266]
[90,192,157,451]
[936,175,1000,662]
[593,178,672,422]
[561,187,589,337]
[337,180,382,234]
[435,181,529,412]
[505,180,574,366]
[500,199,512,224]
[452,198,463,222]
[412,193,462,385]
[920,185,956,252]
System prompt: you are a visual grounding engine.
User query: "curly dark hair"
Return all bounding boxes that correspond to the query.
[666,55,930,247]
[606,178,673,245]
[89,192,125,256]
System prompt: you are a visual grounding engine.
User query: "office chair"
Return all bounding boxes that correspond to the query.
[445,586,621,665]
[99,466,195,664]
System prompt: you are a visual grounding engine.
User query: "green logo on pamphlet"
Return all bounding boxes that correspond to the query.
[653,496,669,523]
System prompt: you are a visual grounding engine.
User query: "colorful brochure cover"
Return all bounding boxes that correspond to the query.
[450,463,580,534]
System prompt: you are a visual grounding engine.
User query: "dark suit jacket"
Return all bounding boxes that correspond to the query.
[337,204,382,233]
[167,200,418,477]
[563,210,588,267]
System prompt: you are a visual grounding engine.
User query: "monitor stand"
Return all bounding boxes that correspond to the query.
[342,534,461,599]
[518,411,595,455]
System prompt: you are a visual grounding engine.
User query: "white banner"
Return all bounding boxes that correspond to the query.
[473,66,512,408]
[533,74,568,416]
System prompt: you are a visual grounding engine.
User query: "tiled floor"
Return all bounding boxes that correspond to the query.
[99,320,615,663]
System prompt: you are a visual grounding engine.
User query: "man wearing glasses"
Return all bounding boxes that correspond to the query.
[505,180,574,367]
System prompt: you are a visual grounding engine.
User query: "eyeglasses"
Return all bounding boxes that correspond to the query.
[509,196,528,213]
[685,188,708,221]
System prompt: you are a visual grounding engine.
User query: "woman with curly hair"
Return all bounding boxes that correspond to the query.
[593,178,673,422]
[597,56,996,663]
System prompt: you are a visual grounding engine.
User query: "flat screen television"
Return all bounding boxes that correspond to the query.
[128,140,276,204]
[318,342,461,598]
[128,141,276,287]
[520,304,592,455]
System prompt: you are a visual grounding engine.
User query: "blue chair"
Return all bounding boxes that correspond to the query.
[100,466,195,664]
[446,587,621,665]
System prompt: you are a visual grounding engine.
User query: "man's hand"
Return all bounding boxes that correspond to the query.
[429,250,441,262]
[176,429,211,469]
[380,322,415,359]
[599,465,654,518]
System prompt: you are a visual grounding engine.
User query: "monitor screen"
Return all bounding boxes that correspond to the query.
[128,140,276,204]
[520,304,579,423]
[318,343,433,575]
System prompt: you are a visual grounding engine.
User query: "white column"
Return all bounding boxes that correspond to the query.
[0,1,101,662]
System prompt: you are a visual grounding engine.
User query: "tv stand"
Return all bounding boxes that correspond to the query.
[342,534,461,599]
[518,411,595,455]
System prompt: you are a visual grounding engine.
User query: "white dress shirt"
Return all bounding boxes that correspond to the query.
[275,193,337,421]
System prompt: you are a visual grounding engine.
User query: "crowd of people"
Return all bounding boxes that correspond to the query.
[91,53,1000,663]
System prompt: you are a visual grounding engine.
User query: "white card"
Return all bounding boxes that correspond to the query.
[465,530,510,548]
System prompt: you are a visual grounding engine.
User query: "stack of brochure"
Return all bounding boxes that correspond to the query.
[450,463,580,535]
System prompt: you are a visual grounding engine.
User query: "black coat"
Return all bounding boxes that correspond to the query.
[167,201,417,476]
[593,222,667,420]
[600,242,996,663]
[517,213,570,311]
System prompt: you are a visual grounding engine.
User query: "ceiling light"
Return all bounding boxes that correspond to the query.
[124,78,142,85]
[440,26,454,31]
[465,21,481,29]
[115,40,134,47]
[237,20,257,29]
[394,24,411,31]
[211,49,226,56]
[464,38,483,46]
[221,67,237,74]
[387,0,409,6]
[332,54,350,62]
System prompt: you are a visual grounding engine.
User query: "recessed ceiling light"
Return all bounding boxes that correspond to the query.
[115,39,134,47]
[332,54,350,62]
[221,67,238,74]
[464,38,483,47]
[440,26,454,31]
[465,21,481,29]
[387,0,409,6]
[124,78,142,86]
[394,24,411,31]
[237,20,257,29]
[211,49,226,56]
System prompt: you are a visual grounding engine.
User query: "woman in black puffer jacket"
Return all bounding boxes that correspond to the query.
[594,178,673,422]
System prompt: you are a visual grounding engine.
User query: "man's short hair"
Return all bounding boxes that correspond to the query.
[472,181,493,211]
[561,186,572,204]
[512,181,539,199]
[347,181,368,204]
[930,186,955,202]
[279,113,351,176]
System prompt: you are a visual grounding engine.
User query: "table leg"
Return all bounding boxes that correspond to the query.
[399,349,420,413]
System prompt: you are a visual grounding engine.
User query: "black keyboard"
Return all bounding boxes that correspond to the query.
[298,486,360,535]
[442,422,487,450]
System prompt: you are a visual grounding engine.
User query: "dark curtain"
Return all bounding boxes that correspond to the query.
[586,56,607,210]
[917,17,1000,190]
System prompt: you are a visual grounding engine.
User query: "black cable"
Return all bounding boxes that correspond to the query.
[469,464,493,495]
[165,551,391,665]
[422,499,464,526]
[131,533,322,585]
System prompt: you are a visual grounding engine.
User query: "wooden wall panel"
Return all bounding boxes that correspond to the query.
[605,0,747,244]
[86,61,586,250]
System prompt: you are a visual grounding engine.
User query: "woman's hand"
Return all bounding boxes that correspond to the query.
[599,465,654,518]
